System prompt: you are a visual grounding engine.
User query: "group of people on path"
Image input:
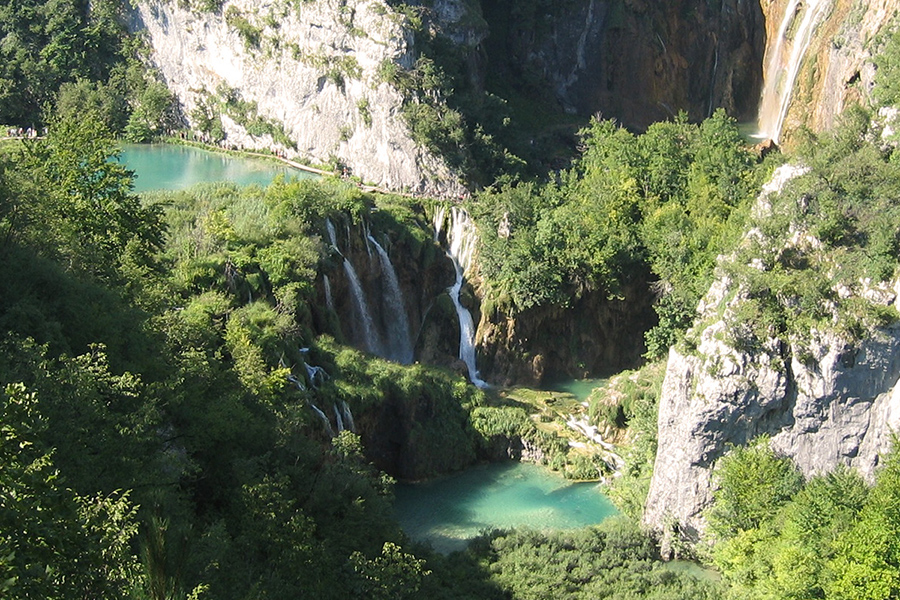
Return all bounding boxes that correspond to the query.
[4,126,43,138]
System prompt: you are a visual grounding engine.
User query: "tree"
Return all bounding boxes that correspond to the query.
[0,382,142,599]
[706,437,804,540]
[21,114,164,281]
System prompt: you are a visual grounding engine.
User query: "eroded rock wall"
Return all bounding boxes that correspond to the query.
[644,262,900,545]
[476,279,657,387]
[132,0,466,196]
[474,0,765,129]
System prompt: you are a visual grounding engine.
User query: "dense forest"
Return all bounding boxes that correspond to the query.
[3,0,900,598]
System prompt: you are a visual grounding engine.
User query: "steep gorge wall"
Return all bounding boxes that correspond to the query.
[476,281,657,387]
[644,277,900,544]
[471,0,766,129]
[765,0,900,145]
[131,0,467,196]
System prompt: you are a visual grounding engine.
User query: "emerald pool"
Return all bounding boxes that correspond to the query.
[394,461,617,553]
[118,143,316,192]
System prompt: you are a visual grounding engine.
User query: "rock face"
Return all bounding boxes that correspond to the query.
[131,0,466,197]
[477,280,657,387]
[644,261,900,546]
[475,0,765,129]
[766,0,900,145]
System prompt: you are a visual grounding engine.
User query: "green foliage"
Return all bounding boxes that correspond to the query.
[461,519,723,599]
[826,448,900,599]
[594,362,666,519]
[473,110,757,347]
[705,442,900,600]
[718,111,900,348]
[18,114,164,283]
[215,84,296,148]
[0,382,142,599]
[125,81,177,143]
[706,437,804,541]
[874,23,900,108]
[224,6,262,49]
[0,0,126,126]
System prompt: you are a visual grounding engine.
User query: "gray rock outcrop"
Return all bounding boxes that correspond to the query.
[131,0,466,197]
[644,165,900,545]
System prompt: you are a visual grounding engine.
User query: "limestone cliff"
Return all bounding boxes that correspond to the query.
[644,165,900,546]
[765,0,900,145]
[131,0,467,197]
[471,0,765,130]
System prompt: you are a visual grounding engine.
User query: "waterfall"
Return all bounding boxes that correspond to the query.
[439,206,488,388]
[287,374,306,391]
[432,205,447,241]
[305,363,328,388]
[326,218,339,250]
[310,404,334,436]
[333,404,345,432]
[341,401,356,433]
[343,258,384,356]
[323,274,334,312]
[757,0,831,142]
[368,235,414,364]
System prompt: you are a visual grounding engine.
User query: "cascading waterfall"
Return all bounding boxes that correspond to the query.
[326,218,340,251]
[305,363,328,387]
[435,206,488,389]
[333,404,345,432]
[343,259,384,356]
[310,404,334,436]
[323,274,334,312]
[341,401,356,433]
[757,0,831,142]
[368,235,414,364]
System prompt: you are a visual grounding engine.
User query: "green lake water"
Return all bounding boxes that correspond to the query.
[394,461,617,553]
[117,144,316,192]
[545,378,608,402]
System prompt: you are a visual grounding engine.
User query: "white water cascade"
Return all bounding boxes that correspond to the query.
[333,404,345,432]
[341,401,356,433]
[326,218,340,252]
[310,404,334,436]
[343,259,385,356]
[434,206,488,388]
[323,274,334,312]
[757,0,831,142]
[368,235,414,364]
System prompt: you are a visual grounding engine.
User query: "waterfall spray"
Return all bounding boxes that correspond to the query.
[439,206,488,388]
[310,404,334,436]
[343,259,384,356]
[757,0,831,142]
[368,235,414,364]
[323,274,334,312]
[341,401,356,433]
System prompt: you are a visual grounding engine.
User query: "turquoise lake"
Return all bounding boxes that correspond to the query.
[394,461,617,553]
[545,378,608,402]
[117,144,316,192]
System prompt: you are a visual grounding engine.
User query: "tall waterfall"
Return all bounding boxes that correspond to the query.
[368,235,414,364]
[757,0,831,142]
[341,401,356,433]
[310,404,334,436]
[435,206,488,388]
[343,259,384,356]
[323,274,334,312]
[333,404,345,432]
[326,218,340,250]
